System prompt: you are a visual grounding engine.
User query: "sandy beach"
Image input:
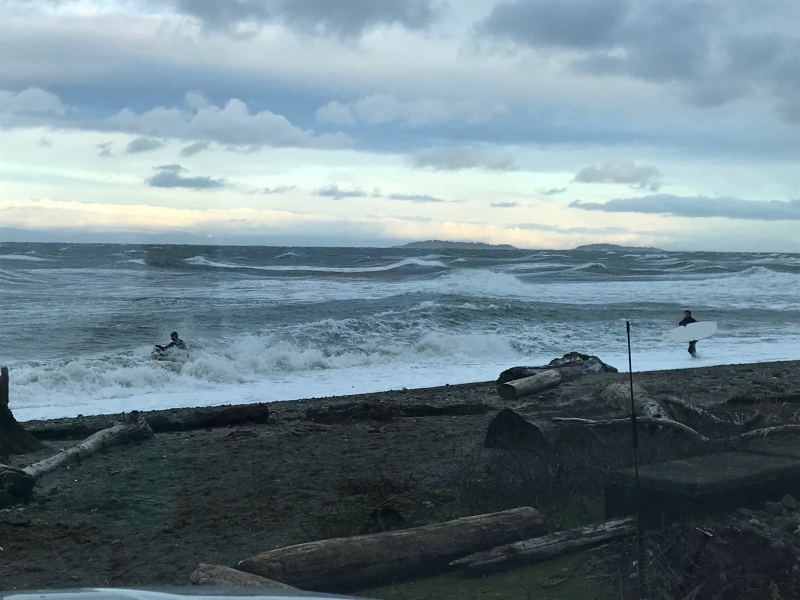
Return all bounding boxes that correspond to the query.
[2,359,800,598]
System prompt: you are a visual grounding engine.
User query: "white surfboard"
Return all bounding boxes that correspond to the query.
[666,321,718,343]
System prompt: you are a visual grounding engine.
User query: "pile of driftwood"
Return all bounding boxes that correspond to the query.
[190,507,637,592]
[496,352,618,400]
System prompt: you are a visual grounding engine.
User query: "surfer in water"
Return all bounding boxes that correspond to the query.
[155,331,187,352]
[679,310,697,357]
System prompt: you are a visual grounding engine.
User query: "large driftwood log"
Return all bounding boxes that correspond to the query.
[552,416,800,445]
[237,507,546,591]
[0,367,43,458]
[450,516,637,572]
[23,414,153,480]
[25,403,271,441]
[497,369,563,401]
[497,352,618,384]
[0,464,35,508]
[600,382,667,419]
[190,564,297,589]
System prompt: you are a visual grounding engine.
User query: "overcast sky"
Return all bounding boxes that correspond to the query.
[1,0,798,251]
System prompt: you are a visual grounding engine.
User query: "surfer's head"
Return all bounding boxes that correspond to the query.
[683,310,692,318]
[170,331,179,341]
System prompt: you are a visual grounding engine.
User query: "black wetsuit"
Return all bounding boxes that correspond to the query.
[679,316,697,356]
[156,338,187,351]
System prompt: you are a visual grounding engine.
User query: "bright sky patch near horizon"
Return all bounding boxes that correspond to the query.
[0,0,798,251]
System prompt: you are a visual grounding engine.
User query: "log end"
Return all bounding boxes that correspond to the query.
[190,563,297,589]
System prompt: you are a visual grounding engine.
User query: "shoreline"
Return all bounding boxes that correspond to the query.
[16,357,800,425]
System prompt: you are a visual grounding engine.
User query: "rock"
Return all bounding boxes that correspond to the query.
[0,464,35,509]
[781,494,797,511]
[484,409,549,452]
[765,501,785,517]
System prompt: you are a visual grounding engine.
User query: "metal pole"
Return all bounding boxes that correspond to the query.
[626,321,646,595]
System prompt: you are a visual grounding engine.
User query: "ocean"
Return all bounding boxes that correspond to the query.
[2,242,798,420]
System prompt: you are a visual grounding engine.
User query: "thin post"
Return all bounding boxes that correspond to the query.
[626,322,646,595]
[0,366,8,408]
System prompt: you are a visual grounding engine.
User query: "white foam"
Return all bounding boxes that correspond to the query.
[185,256,447,273]
[0,254,52,262]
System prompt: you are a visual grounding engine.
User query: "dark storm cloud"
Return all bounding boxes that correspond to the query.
[172,0,437,37]
[480,0,629,49]
[573,160,661,191]
[570,194,800,221]
[125,137,166,154]
[146,164,226,189]
[479,0,800,120]
[315,185,367,200]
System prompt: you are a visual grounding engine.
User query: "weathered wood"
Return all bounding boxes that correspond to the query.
[305,402,491,424]
[23,414,153,480]
[0,463,35,509]
[237,507,546,591]
[450,516,637,572]
[484,408,553,451]
[25,402,272,441]
[190,564,297,589]
[552,416,800,445]
[600,382,667,419]
[497,369,562,401]
[0,367,43,458]
[497,352,618,384]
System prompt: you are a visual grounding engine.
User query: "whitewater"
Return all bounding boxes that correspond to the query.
[1,242,798,420]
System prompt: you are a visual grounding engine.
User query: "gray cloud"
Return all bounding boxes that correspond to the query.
[125,137,166,154]
[570,194,800,220]
[146,164,226,189]
[491,201,518,208]
[539,187,566,196]
[315,185,367,200]
[96,142,114,158]
[409,146,516,171]
[261,185,296,195]
[480,0,629,49]
[479,1,800,121]
[573,160,661,191]
[387,193,445,203]
[37,136,53,148]
[172,0,436,37]
[180,141,210,157]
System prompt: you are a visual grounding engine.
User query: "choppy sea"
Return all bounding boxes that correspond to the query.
[1,242,798,420]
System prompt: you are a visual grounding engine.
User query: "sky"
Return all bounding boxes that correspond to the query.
[0,0,799,251]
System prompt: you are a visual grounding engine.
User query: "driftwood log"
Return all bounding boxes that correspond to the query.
[23,414,153,480]
[190,564,297,589]
[497,369,562,401]
[600,382,667,419]
[497,352,618,384]
[450,516,637,572]
[0,367,43,458]
[25,403,271,441]
[237,507,546,591]
[0,464,35,508]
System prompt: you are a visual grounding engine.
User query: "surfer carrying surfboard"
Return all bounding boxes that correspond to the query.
[679,310,698,357]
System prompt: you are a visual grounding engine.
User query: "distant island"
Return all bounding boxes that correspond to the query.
[573,243,665,253]
[399,240,518,250]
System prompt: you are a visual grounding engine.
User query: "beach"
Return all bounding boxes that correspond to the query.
[3,359,800,597]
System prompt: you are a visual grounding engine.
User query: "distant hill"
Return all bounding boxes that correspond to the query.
[398,240,518,250]
[573,243,665,253]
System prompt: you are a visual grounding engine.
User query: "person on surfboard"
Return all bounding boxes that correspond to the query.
[679,310,697,357]
[155,331,187,352]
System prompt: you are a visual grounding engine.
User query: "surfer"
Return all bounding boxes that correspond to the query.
[155,331,187,352]
[679,310,697,357]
